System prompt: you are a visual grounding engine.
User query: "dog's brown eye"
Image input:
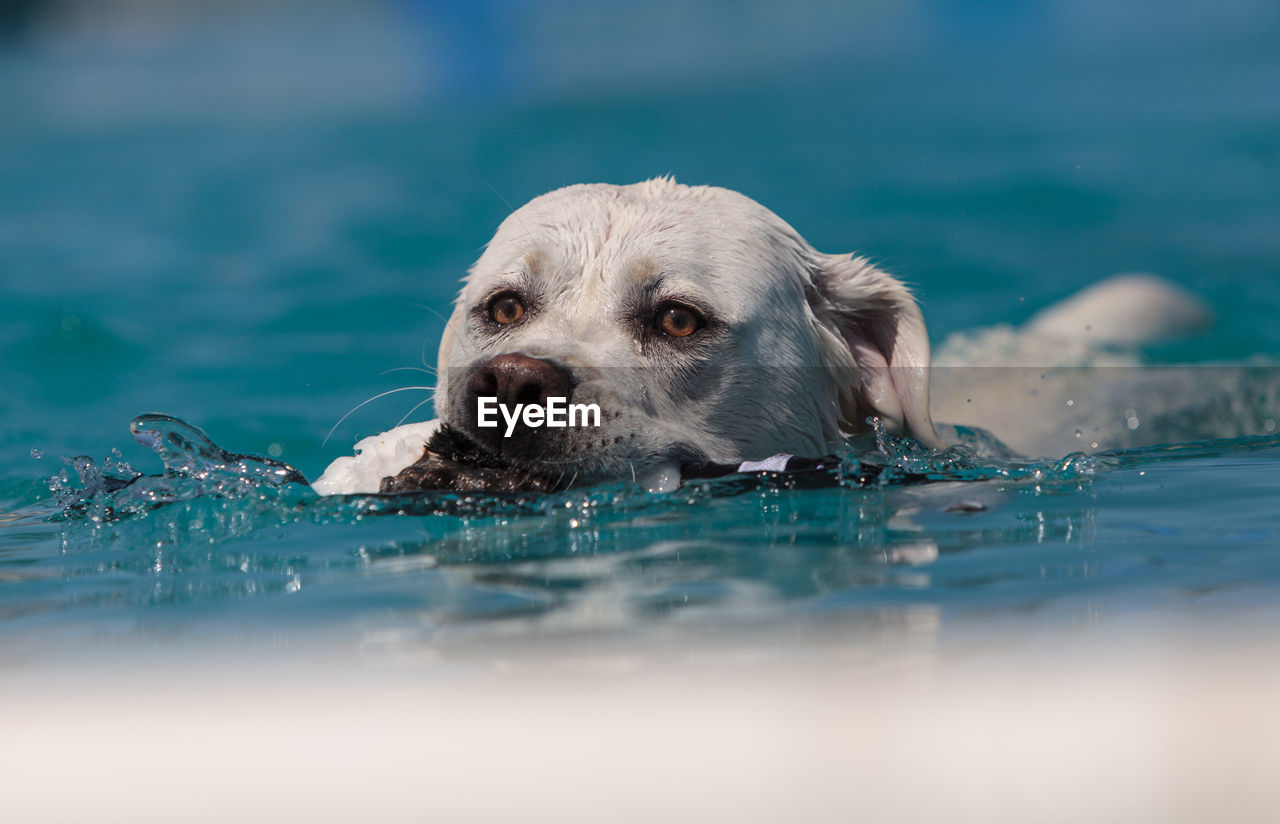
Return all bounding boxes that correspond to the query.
[655,304,701,338]
[487,292,525,325]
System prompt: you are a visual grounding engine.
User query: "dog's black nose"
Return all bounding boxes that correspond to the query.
[468,353,573,409]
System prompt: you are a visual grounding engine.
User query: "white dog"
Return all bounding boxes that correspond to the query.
[313,178,1212,495]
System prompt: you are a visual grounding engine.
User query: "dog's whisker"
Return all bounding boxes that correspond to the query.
[484,180,538,249]
[395,396,437,428]
[382,365,437,377]
[511,454,591,470]
[410,302,450,325]
[420,338,440,372]
[323,386,434,446]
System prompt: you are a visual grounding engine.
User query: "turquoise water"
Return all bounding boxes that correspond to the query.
[2,0,1279,656]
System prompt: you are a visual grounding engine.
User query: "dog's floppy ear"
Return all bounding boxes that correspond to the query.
[809,254,943,448]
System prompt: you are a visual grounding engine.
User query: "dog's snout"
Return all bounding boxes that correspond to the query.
[468,353,573,409]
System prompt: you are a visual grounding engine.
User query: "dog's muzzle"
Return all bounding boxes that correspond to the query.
[461,353,575,453]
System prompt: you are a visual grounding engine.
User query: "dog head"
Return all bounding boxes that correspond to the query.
[433,178,939,484]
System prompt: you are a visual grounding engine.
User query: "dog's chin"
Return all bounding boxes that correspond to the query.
[440,416,707,487]
[519,440,711,489]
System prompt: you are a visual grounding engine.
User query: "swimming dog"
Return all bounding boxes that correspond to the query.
[313,178,1211,495]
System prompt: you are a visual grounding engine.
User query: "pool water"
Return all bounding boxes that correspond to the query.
[2,0,1279,664]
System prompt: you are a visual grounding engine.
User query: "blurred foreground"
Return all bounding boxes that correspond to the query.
[5,625,1278,823]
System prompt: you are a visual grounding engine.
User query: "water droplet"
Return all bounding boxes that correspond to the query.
[30,448,42,460]
[1266,419,1277,433]
[1065,399,1075,407]
[1074,429,1083,438]
[268,442,283,458]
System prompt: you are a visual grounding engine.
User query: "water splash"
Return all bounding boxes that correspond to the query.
[50,414,311,523]
[44,413,1141,530]
[868,417,1098,485]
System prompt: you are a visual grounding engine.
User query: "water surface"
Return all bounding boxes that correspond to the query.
[1,0,1278,664]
